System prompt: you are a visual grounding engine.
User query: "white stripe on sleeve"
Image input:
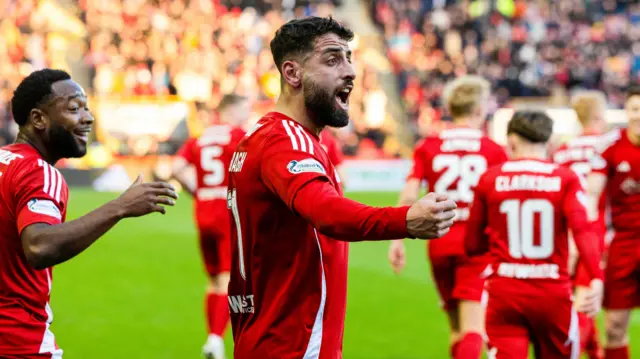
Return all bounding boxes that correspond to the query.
[282,120,299,150]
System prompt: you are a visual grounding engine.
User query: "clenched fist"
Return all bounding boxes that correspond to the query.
[113,174,179,217]
[406,193,457,239]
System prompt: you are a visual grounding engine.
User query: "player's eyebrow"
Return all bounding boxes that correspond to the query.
[321,47,351,57]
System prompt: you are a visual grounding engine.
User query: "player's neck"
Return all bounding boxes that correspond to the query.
[512,145,547,161]
[627,130,640,146]
[452,116,479,129]
[274,96,322,136]
[582,124,602,136]
[14,131,58,165]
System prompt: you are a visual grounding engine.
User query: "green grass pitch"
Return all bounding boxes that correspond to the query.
[51,189,639,358]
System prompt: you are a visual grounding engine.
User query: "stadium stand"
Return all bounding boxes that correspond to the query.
[1,0,639,158]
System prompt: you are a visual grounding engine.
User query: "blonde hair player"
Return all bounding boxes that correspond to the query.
[389,75,507,359]
[587,86,640,359]
[552,90,608,359]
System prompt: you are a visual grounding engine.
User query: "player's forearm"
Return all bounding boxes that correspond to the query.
[586,173,606,222]
[171,173,196,197]
[572,227,604,281]
[398,179,421,206]
[21,201,123,269]
[294,180,411,241]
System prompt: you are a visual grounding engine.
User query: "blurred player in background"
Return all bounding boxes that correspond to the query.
[466,111,604,359]
[320,129,347,187]
[587,86,640,359]
[170,94,248,359]
[552,90,609,359]
[389,75,507,359]
[227,16,458,359]
[0,69,177,358]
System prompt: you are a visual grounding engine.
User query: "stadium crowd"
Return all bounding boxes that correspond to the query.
[372,0,640,137]
[1,0,640,157]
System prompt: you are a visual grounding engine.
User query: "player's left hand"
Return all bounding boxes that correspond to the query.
[577,279,603,317]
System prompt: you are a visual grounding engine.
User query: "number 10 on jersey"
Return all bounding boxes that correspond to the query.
[500,199,554,259]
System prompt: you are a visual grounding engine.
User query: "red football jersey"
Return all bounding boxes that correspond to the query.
[0,144,68,357]
[465,159,603,295]
[227,112,409,359]
[320,129,344,167]
[408,127,507,254]
[552,134,608,232]
[591,128,640,236]
[177,125,245,228]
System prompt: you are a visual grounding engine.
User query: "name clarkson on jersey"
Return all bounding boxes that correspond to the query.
[495,175,561,192]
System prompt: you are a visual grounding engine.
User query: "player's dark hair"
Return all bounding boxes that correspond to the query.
[11,69,71,126]
[270,16,354,75]
[507,111,553,143]
[218,94,247,110]
[626,84,640,100]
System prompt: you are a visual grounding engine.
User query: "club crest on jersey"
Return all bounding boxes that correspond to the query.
[27,199,61,220]
[287,158,326,175]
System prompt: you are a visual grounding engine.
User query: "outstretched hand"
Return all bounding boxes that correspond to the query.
[406,193,457,239]
[113,174,179,217]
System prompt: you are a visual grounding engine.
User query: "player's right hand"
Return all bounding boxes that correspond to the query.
[388,240,406,274]
[577,279,604,318]
[406,193,457,239]
[114,174,179,217]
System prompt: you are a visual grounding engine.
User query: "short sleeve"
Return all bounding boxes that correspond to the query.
[261,133,331,209]
[590,130,620,176]
[177,138,197,164]
[407,141,426,180]
[13,159,68,234]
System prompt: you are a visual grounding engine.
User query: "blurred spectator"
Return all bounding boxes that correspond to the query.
[372,0,640,135]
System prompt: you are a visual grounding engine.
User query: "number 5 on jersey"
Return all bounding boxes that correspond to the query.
[202,146,224,186]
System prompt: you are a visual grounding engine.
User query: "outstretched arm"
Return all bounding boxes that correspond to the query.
[292,178,455,241]
[21,176,177,269]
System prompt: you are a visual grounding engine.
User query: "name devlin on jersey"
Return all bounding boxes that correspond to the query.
[495,175,561,192]
[228,294,255,314]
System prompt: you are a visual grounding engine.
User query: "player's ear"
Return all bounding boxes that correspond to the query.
[281,60,302,89]
[29,108,48,131]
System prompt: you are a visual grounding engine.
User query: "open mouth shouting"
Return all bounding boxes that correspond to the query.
[335,84,353,111]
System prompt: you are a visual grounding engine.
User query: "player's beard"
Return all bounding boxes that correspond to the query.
[48,122,86,159]
[303,77,349,128]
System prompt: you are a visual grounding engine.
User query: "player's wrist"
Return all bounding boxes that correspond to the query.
[106,199,128,220]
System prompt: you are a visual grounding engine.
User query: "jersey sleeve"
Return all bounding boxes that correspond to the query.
[13,159,68,234]
[407,141,427,180]
[260,132,333,209]
[590,130,619,176]
[293,178,411,241]
[176,138,197,165]
[464,171,490,256]
[562,171,604,281]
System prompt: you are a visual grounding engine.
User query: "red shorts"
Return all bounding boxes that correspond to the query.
[0,302,62,358]
[485,281,579,359]
[199,223,231,276]
[603,234,640,310]
[428,225,489,310]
